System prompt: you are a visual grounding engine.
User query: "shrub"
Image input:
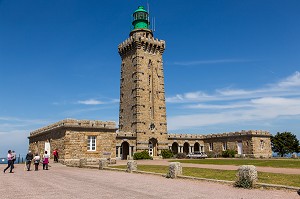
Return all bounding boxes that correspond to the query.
[234,165,258,189]
[206,152,221,158]
[175,153,186,159]
[161,150,173,159]
[133,150,152,160]
[222,149,237,158]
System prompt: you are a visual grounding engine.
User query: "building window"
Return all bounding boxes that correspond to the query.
[260,140,265,150]
[209,143,214,151]
[148,60,152,69]
[87,136,96,151]
[222,142,227,151]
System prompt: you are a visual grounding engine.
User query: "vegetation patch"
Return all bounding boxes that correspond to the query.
[221,149,237,158]
[111,165,300,187]
[133,151,152,160]
[172,159,300,168]
[161,150,174,159]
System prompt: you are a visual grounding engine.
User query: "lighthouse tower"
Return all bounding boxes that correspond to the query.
[118,6,168,158]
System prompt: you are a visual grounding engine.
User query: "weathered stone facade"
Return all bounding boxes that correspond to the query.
[167,131,272,158]
[28,119,117,166]
[118,28,168,158]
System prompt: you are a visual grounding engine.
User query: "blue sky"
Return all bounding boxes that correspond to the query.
[1,0,300,156]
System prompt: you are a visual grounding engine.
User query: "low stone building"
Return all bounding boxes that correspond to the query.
[167,131,272,158]
[28,119,117,166]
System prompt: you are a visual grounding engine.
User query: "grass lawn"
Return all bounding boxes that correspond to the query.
[171,158,300,168]
[112,165,300,187]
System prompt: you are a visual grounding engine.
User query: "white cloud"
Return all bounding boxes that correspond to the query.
[166,71,300,103]
[167,72,300,131]
[77,99,104,105]
[168,97,300,130]
[277,71,300,88]
[77,98,119,105]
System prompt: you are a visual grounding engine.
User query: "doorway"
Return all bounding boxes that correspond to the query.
[121,142,129,160]
[149,138,158,157]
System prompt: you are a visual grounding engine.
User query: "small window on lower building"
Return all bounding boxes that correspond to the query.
[222,142,227,151]
[87,136,96,151]
[260,140,265,150]
[209,143,214,151]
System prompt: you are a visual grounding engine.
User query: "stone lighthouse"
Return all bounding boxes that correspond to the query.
[117,6,168,159]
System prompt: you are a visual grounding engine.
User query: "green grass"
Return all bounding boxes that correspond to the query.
[171,158,300,168]
[112,165,300,187]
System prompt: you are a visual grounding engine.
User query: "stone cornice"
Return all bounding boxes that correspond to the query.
[168,130,271,140]
[118,34,165,57]
[30,119,117,137]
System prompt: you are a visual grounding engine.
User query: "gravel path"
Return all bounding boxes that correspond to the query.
[1,163,299,199]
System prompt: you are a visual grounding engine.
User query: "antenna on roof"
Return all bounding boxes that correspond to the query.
[147,0,150,15]
[154,17,156,32]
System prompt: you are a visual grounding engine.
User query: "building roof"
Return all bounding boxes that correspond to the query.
[29,119,117,137]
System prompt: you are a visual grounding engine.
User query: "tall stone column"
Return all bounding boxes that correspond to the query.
[117,146,121,158]
[129,145,132,158]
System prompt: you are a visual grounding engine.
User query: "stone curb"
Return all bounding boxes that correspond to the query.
[79,165,300,191]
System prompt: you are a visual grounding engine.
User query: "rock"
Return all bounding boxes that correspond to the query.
[79,158,87,168]
[126,160,137,173]
[167,162,182,179]
[235,165,257,188]
[99,158,108,170]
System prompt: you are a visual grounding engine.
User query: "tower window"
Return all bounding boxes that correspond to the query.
[148,60,152,69]
[260,140,265,150]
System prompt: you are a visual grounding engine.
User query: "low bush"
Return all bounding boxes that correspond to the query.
[222,149,237,158]
[133,150,152,160]
[161,150,173,159]
[175,153,186,159]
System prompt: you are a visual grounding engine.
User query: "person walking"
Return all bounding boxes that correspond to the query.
[33,153,40,171]
[3,150,14,173]
[25,151,33,171]
[53,149,59,163]
[42,151,50,170]
[11,150,16,169]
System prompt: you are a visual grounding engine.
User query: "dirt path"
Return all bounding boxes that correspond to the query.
[114,159,300,175]
[0,163,299,199]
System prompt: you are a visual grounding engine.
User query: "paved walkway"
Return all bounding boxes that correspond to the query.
[1,163,299,199]
[114,159,300,175]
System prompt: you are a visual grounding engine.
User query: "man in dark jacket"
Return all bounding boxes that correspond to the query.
[25,151,33,171]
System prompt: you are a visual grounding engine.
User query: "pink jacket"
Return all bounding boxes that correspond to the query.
[7,153,12,161]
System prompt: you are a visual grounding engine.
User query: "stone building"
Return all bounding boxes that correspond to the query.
[28,119,117,166]
[28,6,272,163]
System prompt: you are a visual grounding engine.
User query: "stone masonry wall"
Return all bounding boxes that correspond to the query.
[118,29,168,155]
[29,119,117,165]
[29,129,65,160]
[251,137,272,158]
[64,129,116,160]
